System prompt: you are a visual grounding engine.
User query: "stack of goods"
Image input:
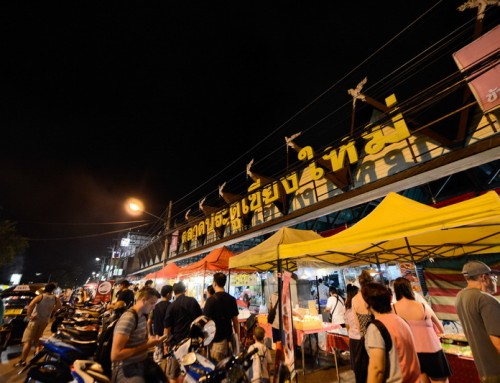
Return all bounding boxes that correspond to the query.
[439,333,472,357]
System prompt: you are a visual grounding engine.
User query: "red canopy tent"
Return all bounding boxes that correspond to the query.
[145,262,181,281]
[178,246,238,276]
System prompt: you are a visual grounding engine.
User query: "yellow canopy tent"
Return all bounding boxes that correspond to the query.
[228,227,323,271]
[278,191,500,266]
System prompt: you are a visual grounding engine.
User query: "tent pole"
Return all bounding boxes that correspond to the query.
[404,237,416,264]
[203,261,206,298]
[277,258,283,342]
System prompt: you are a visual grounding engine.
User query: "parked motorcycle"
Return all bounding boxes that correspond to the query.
[19,331,99,381]
[199,348,258,383]
[169,315,217,383]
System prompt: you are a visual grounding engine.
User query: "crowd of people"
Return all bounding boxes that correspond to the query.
[332,262,499,383]
[8,260,499,382]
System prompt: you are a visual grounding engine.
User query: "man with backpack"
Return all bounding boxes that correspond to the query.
[110,287,166,382]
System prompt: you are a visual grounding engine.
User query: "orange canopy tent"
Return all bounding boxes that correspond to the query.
[178,246,240,277]
[145,262,181,281]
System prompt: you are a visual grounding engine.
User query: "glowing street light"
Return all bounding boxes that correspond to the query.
[125,197,164,221]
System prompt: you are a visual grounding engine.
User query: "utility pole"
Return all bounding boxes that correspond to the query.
[162,200,173,265]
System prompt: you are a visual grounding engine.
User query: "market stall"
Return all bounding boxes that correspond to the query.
[277,191,500,266]
[228,228,335,377]
[228,191,500,378]
[177,246,237,301]
[228,227,325,310]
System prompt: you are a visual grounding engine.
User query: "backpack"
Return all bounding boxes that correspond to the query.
[267,300,278,324]
[246,344,270,383]
[95,308,138,377]
[353,319,392,383]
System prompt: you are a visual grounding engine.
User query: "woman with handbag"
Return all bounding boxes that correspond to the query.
[324,286,345,327]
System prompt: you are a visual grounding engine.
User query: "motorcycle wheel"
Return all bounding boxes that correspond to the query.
[0,325,13,352]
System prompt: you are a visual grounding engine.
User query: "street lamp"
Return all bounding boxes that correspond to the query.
[125,197,164,221]
[125,197,173,264]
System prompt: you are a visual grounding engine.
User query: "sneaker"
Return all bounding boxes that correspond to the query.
[14,360,26,367]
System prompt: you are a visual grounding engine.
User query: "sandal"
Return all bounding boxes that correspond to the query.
[14,360,26,367]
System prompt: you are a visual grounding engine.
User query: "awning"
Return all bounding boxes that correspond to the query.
[278,191,500,266]
[178,246,244,276]
[228,227,323,270]
[144,262,180,280]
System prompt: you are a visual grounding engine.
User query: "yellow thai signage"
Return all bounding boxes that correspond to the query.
[181,94,410,247]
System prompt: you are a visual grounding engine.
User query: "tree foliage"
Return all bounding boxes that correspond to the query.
[0,220,29,268]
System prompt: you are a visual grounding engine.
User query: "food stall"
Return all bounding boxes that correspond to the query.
[440,333,479,383]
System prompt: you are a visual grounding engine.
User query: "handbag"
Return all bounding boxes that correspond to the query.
[267,299,278,324]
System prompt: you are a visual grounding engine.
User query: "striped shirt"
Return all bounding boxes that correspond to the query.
[114,310,148,365]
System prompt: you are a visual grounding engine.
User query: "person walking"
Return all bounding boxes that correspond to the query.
[343,284,360,370]
[246,326,273,383]
[362,282,421,383]
[164,281,203,383]
[350,269,375,383]
[110,287,165,382]
[149,284,173,362]
[14,282,61,367]
[325,286,345,326]
[203,272,240,363]
[455,260,500,382]
[393,277,451,383]
[312,278,329,308]
[108,280,135,314]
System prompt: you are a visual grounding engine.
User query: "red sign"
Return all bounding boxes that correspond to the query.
[453,25,500,113]
[93,280,115,304]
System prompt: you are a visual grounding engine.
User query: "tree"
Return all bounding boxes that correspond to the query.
[0,220,29,268]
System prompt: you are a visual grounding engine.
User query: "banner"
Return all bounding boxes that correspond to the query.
[453,25,500,113]
[282,271,296,379]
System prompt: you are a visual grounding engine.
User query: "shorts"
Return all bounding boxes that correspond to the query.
[112,363,145,383]
[165,356,181,380]
[210,339,230,363]
[417,350,452,379]
[22,320,49,343]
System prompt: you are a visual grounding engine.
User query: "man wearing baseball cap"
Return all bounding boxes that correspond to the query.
[455,260,500,382]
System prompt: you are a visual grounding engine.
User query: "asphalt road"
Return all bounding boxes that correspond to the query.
[0,320,355,383]
[0,318,56,383]
[1,339,31,382]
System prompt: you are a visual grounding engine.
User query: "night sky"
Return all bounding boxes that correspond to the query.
[0,1,495,285]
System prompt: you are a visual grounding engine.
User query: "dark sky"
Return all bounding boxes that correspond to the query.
[0,1,493,285]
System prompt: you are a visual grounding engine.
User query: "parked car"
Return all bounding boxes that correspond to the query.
[0,283,46,352]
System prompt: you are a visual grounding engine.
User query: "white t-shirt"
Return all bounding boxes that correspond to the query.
[325,295,345,325]
[247,342,273,382]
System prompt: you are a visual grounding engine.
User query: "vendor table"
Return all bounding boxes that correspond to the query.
[446,353,479,383]
[295,322,340,375]
[326,330,350,382]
